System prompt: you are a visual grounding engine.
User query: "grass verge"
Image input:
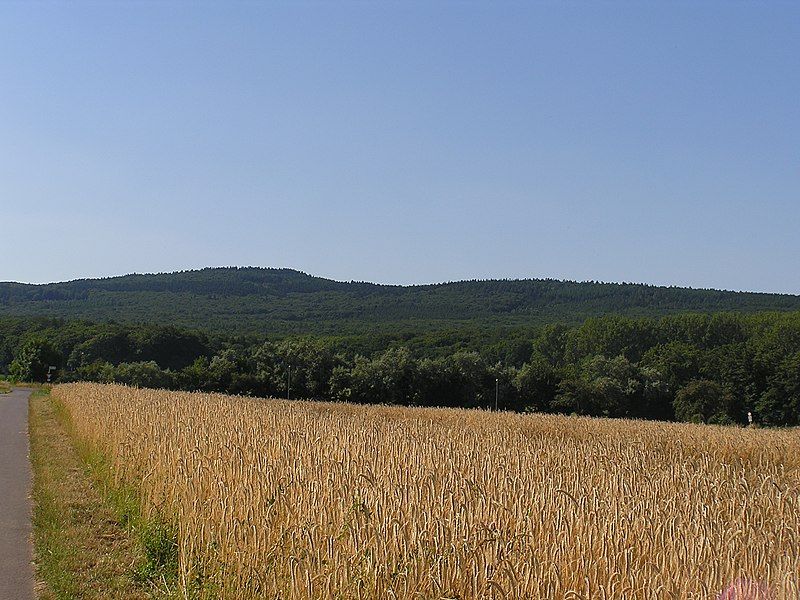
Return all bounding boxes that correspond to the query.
[29,388,179,599]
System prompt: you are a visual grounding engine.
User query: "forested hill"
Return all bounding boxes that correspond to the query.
[2,267,800,335]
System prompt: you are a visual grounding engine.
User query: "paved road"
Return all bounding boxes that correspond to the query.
[0,388,34,600]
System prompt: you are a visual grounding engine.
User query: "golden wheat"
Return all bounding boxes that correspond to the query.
[52,383,800,599]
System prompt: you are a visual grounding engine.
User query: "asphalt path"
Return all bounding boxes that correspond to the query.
[0,387,34,600]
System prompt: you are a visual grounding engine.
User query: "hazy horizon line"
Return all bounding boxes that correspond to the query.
[3,265,799,297]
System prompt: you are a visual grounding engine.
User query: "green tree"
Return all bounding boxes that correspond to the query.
[415,352,488,408]
[331,347,419,405]
[255,339,338,399]
[673,379,734,424]
[755,352,800,426]
[640,341,700,393]
[130,326,210,370]
[636,365,673,420]
[66,329,134,369]
[554,355,642,418]
[532,324,570,367]
[9,337,60,382]
[515,353,559,412]
[109,361,172,388]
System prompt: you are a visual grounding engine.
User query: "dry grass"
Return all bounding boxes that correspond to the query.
[52,382,800,599]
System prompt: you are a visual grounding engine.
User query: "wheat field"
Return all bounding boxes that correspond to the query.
[51,383,799,599]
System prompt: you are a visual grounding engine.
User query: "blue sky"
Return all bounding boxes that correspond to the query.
[1,1,798,292]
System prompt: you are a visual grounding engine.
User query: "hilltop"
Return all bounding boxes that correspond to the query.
[2,267,799,335]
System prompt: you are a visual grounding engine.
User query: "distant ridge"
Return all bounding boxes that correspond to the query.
[1,267,799,335]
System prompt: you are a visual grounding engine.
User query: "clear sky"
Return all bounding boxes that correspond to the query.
[1,1,798,292]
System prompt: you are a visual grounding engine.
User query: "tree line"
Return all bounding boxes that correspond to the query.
[2,311,799,426]
[4,267,800,336]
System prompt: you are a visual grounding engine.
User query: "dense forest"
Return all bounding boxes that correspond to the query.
[3,310,799,426]
[3,267,800,335]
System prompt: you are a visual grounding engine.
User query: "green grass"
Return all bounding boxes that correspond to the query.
[29,387,179,599]
[77,443,180,593]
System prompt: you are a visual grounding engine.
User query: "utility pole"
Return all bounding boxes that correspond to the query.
[495,377,499,411]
